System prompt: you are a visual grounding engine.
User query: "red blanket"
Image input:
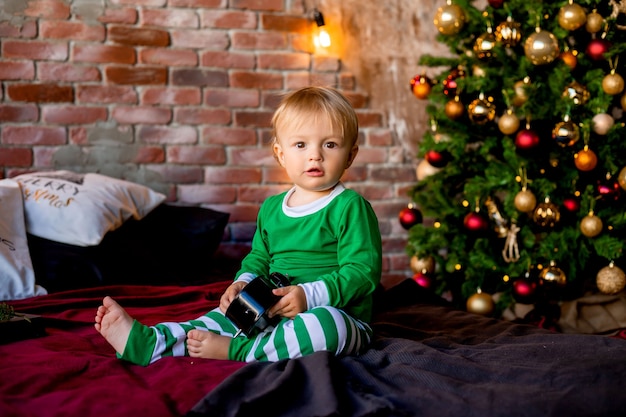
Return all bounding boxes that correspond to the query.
[1,282,246,417]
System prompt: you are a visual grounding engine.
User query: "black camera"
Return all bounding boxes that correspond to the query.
[225,272,290,337]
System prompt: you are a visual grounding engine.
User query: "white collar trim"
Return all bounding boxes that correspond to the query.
[282,183,346,217]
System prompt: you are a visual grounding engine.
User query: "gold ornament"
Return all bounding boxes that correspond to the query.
[410,255,436,274]
[602,71,625,95]
[498,109,520,135]
[552,116,580,147]
[524,28,560,65]
[586,10,604,33]
[540,261,567,287]
[512,79,529,106]
[533,197,560,228]
[558,1,587,31]
[495,17,521,47]
[563,81,590,105]
[560,50,578,69]
[610,0,626,30]
[468,93,496,124]
[618,166,626,190]
[514,188,537,213]
[592,113,615,135]
[466,290,494,315]
[574,146,598,171]
[416,159,441,181]
[596,261,626,295]
[580,211,603,237]
[474,30,496,60]
[434,2,466,35]
[445,96,465,120]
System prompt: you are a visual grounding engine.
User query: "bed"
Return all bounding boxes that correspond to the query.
[3,278,626,417]
[2,175,626,417]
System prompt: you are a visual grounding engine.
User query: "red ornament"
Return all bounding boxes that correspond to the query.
[399,207,423,230]
[425,150,450,168]
[515,128,540,150]
[562,197,580,212]
[463,212,489,231]
[412,272,433,289]
[487,0,504,7]
[597,178,621,201]
[586,38,611,61]
[512,277,537,302]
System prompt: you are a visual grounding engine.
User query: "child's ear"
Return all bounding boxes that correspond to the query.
[345,144,359,168]
[273,140,285,166]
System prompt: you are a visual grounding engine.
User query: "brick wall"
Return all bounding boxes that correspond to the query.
[0,0,416,287]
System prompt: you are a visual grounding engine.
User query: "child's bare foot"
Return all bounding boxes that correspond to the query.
[186,329,231,360]
[94,296,134,355]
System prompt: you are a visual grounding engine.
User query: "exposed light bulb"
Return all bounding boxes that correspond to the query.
[313,9,331,48]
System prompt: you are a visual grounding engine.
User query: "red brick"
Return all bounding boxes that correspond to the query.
[313,56,341,72]
[309,73,337,87]
[39,62,101,82]
[368,129,393,146]
[139,126,198,144]
[42,105,107,124]
[201,126,257,145]
[200,51,255,69]
[7,84,73,103]
[339,72,356,90]
[0,20,37,38]
[285,72,316,89]
[112,106,172,124]
[3,40,68,60]
[72,44,136,64]
[167,145,226,164]
[134,146,166,163]
[0,148,32,166]
[110,0,166,7]
[172,68,229,87]
[356,111,383,128]
[231,31,286,49]
[40,20,105,41]
[350,147,388,165]
[142,87,202,105]
[77,85,137,104]
[170,29,229,49]
[210,204,258,223]
[0,104,38,122]
[139,48,198,66]
[344,92,369,109]
[229,146,275,166]
[263,165,290,183]
[177,184,237,204]
[24,0,71,19]
[258,52,310,70]
[230,71,283,89]
[108,25,170,47]
[204,88,259,107]
[169,0,226,7]
[105,66,167,85]
[261,14,307,32]
[238,184,287,203]
[231,0,283,11]
[234,110,273,128]
[174,107,231,124]
[204,166,261,183]
[98,7,138,24]
[2,125,66,145]
[200,10,257,29]
[140,8,199,28]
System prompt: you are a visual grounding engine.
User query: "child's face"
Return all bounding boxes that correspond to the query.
[273,114,358,195]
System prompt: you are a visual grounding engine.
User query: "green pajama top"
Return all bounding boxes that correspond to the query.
[236,184,383,323]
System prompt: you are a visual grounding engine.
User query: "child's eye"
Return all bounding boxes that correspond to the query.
[295,142,305,148]
[325,142,337,149]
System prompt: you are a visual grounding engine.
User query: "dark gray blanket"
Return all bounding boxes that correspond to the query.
[188,281,626,417]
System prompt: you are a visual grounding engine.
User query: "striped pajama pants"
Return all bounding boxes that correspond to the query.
[118,306,373,366]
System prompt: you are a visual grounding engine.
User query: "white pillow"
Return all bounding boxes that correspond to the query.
[14,170,166,247]
[0,179,47,301]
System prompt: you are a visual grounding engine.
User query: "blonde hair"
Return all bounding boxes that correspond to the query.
[270,86,359,148]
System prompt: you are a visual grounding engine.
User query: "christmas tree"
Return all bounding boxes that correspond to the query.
[405,0,626,320]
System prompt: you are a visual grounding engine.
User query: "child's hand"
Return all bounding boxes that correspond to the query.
[268,285,307,319]
[219,281,247,313]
